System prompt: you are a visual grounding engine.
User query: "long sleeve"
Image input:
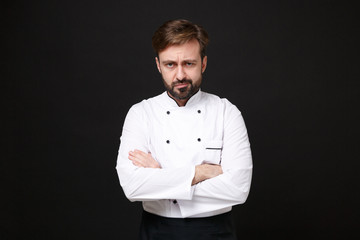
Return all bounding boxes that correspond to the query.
[116,103,195,202]
[177,101,253,217]
[116,91,253,218]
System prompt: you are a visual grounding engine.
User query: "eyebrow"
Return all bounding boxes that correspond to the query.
[161,59,198,64]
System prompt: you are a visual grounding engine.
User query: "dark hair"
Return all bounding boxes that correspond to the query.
[152,19,209,58]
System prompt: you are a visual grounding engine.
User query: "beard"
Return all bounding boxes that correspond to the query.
[162,77,201,101]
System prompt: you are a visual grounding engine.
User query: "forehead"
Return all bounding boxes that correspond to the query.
[158,39,201,61]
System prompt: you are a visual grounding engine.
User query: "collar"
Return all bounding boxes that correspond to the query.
[160,89,203,108]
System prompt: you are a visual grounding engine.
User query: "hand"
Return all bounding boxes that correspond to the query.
[128,150,161,168]
[192,164,223,185]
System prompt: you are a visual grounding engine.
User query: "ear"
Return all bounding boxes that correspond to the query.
[201,56,207,73]
[155,57,161,73]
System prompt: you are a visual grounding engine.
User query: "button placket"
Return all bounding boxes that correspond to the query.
[165,110,171,145]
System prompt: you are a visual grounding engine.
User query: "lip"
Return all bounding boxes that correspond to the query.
[175,83,189,88]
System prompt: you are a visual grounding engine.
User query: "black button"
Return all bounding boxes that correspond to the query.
[197,138,201,142]
[173,200,177,204]
[197,110,201,113]
[166,111,170,115]
[166,140,170,144]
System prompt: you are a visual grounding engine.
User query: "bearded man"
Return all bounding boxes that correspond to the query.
[116,19,253,240]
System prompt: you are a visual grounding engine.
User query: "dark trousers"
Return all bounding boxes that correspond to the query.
[138,210,238,240]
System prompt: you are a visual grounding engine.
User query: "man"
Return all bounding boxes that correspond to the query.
[116,19,253,240]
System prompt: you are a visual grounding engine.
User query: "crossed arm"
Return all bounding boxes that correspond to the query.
[128,150,223,185]
[117,102,252,217]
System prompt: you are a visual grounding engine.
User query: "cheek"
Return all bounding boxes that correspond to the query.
[161,72,173,83]
[168,69,179,78]
[189,69,202,80]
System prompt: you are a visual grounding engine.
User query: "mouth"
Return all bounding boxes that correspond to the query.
[174,83,189,89]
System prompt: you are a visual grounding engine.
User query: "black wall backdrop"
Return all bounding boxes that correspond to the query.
[3,0,359,239]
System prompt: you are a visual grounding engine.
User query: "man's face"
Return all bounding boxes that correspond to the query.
[156,39,207,102]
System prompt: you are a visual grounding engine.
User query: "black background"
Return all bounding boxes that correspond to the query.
[3,0,359,239]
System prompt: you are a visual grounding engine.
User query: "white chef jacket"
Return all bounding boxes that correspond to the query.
[116,90,252,218]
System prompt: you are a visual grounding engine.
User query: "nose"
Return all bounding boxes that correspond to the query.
[176,65,186,80]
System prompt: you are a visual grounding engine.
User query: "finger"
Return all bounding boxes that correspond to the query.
[129,157,145,167]
[130,151,145,159]
[129,151,145,161]
[129,151,138,157]
[129,155,143,165]
[134,149,145,154]
[135,150,147,157]
[134,149,151,158]
[132,161,144,167]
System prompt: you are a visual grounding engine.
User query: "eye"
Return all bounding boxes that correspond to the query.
[166,63,174,68]
[185,62,194,67]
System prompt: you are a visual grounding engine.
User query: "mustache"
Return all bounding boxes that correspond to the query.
[172,79,192,87]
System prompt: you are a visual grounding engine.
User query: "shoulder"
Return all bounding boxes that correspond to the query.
[201,91,241,115]
[127,92,164,115]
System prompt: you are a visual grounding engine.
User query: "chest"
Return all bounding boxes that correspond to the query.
[147,106,224,168]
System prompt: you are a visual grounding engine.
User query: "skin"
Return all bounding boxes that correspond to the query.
[128,39,223,185]
[156,39,207,107]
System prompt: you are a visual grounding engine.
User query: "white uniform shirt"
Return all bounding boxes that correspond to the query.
[116,90,253,218]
